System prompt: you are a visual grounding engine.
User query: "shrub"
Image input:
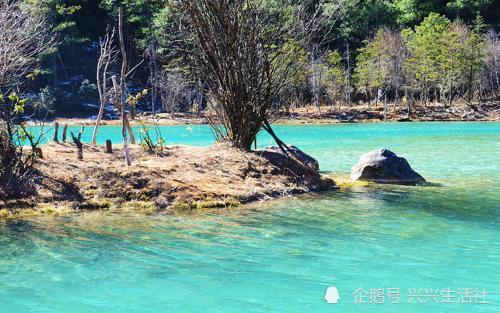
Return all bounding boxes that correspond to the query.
[0,93,43,197]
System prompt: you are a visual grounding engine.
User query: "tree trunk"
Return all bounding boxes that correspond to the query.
[468,64,473,104]
[93,56,105,145]
[406,89,412,119]
[53,122,59,143]
[106,140,112,153]
[393,88,398,112]
[148,42,158,117]
[76,144,83,160]
[71,128,84,161]
[92,115,102,146]
[117,7,132,166]
[383,89,387,121]
[62,124,68,143]
[125,113,136,144]
[34,147,43,159]
[113,76,132,166]
[93,28,115,145]
[448,79,453,107]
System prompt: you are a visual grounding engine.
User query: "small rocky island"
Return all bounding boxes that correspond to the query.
[351,148,426,185]
[0,143,334,217]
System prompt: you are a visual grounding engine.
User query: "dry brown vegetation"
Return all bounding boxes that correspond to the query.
[0,143,334,217]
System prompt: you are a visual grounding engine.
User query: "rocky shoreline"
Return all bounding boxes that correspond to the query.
[275,102,500,124]
[45,102,500,126]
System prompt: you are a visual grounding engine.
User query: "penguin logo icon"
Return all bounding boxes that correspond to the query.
[324,286,340,304]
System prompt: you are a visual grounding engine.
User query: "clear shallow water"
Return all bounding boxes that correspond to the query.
[3,122,500,312]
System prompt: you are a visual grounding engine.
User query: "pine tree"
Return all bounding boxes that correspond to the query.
[404,13,451,105]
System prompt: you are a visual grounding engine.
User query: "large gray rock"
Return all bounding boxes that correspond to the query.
[351,148,425,184]
[265,145,319,171]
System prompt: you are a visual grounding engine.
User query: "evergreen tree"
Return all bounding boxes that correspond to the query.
[403,13,451,104]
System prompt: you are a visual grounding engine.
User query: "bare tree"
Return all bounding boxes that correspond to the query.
[0,0,53,195]
[0,0,53,88]
[92,27,118,145]
[158,69,191,118]
[117,7,132,165]
[111,75,131,165]
[382,27,407,111]
[111,7,145,166]
[483,30,500,100]
[147,41,159,116]
[177,0,334,151]
[343,43,352,107]
[310,46,326,114]
[93,7,145,166]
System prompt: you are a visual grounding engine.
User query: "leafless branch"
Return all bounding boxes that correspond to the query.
[0,0,54,88]
[176,0,340,150]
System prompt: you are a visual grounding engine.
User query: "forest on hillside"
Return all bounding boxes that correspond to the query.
[1,0,500,118]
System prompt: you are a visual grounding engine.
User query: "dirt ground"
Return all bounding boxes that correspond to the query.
[0,143,335,217]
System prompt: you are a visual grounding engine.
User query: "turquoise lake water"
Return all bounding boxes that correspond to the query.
[1,122,499,312]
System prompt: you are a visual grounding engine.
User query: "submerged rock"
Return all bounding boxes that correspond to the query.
[265,145,319,171]
[351,148,425,185]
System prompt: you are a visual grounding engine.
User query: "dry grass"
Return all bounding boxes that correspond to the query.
[0,142,334,218]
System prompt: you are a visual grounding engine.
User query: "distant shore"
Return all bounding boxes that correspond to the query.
[45,102,500,127]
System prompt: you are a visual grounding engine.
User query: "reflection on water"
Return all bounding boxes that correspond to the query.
[3,122,499,312]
